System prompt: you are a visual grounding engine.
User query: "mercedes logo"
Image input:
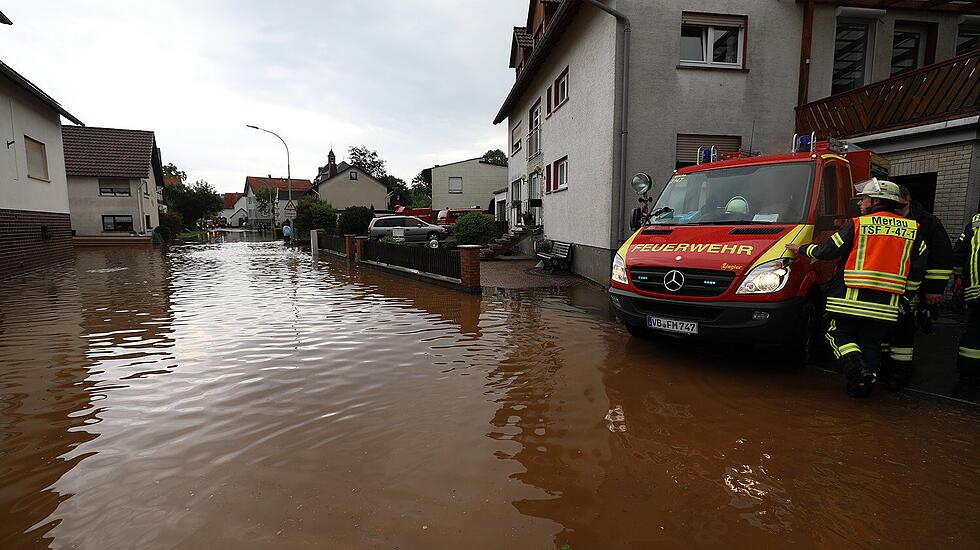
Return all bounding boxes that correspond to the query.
[663,269,685,292]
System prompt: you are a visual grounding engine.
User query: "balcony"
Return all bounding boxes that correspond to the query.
[526,125,541,161]
[796,49,979,139]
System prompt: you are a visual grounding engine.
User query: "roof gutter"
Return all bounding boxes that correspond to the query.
[581,0,631,249]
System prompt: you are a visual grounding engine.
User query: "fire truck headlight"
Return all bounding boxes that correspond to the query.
[612,254,628,285]
[736,259,791,294]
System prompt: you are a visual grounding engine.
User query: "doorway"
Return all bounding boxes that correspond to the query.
[892,172,937,213]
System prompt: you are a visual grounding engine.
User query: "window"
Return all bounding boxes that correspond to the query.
[679,13,746,68]
[555,157,568,189]
[511,123,522,155]
[957,25,980,56]
[891,26,926,76]
[554,67,569,105]
[449,176,463,194]
[403,218,422,228]
[833,20,873,95]
[528,100,542,159]
[374,218,394,228]
[818,162,839,216]
[145,214,151,230]
[25,136,48,180]
[102,215,134,232]
[349,171,357,180]
[675,134,741,169]
[99,178,131,196]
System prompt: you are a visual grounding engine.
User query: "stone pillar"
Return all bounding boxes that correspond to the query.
[355,236,368,263]
[345,234,356,261]
[458,245,481,294]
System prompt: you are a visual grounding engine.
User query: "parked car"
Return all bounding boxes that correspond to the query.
[369,215,449,242]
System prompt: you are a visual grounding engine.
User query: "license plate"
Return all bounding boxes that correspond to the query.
[647,316,698,335]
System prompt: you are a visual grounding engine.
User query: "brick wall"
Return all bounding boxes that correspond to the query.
[885,142,977,234]
[0,209,73,278]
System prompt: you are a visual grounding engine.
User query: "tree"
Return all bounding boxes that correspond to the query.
[348,145,387,179]
[294,196,337,238]
[410,170,432,197]
[338,206,374,235]
[412,193,432,208]
[453,212,501,246]
[481,149,508,167]
[162,162,187,182]
[164,180,222,229]
[253,187,278,224]
[382,175,411,209]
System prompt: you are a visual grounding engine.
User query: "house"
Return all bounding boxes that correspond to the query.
[221,192,247,226]
[794,2,980,241]
[495,0,979,285]
[428,157,508,213]
[0,58,83,276]
[62,126,163,243]
[243,176,311,227]
[307,149,388,210]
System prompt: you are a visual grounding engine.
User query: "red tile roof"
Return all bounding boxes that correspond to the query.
[245,176,311,194]
[223,192,244,209]
[163,176,183,187]
[62,125,156,178]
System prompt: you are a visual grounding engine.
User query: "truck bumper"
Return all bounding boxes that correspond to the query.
[608,287,806,345]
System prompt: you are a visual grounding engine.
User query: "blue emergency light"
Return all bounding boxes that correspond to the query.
[697,146,717,165]
[792,132,816,153]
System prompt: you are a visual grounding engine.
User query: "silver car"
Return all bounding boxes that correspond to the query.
[368,216,448,242]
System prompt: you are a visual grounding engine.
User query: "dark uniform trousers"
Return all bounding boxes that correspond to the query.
[957,303,980,387]
[827,315,892,374]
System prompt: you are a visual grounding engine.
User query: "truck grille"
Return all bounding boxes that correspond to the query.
[629,266,737,297]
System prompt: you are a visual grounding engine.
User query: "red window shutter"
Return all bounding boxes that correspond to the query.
[546,164,552,193]
[547,86,553,114]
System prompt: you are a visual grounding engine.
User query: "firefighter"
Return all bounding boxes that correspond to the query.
[881,186,953,390]
[951,212,980,399]
[786,179,927,398]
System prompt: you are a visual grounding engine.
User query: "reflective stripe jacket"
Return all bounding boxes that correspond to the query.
[911,203,954,295]
[953,213,980,302]
[800,211,927,323]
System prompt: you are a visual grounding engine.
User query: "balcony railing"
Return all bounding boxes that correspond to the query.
[796,49,979,138]
[526,125,541,161]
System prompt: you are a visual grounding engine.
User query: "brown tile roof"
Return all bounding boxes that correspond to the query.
[62,125,156,178]
[163,176,183,187]
[514,26,533,48]
[223,192,244,209]
[245,176,312,194]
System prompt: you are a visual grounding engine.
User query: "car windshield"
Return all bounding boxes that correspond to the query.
[649,162,815,225]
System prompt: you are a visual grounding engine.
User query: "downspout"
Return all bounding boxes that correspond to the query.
[581,0,630,249]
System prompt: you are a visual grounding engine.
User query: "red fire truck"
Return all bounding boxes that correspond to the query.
[608,135,885,361]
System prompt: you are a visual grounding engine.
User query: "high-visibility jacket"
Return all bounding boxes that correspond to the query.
[953,213,980,302]
[800,210,927,323]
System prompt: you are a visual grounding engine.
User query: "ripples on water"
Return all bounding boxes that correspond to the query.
[0,241,978,549]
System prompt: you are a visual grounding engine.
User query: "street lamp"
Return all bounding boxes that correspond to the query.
[246,124,291,228]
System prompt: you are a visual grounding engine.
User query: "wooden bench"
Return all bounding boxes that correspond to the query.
[537,240,573,272]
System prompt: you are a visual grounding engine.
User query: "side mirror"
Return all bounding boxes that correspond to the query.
[630,207,643,231]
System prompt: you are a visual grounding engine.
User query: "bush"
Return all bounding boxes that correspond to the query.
[153,225,172,244]
[453,212,500,246]
[294,197,337,238]
[159,211,183,240]
[338,206,374,236]
[537,239,552,253]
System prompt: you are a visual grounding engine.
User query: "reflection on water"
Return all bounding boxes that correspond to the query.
[0,242,978,549]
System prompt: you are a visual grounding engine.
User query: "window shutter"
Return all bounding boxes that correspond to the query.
[682,12,745,28]
[546,163,552,192]
[675,134,742,163]
[547,86,553,113]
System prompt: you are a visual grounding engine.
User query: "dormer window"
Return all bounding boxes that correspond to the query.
[350,171,357,180]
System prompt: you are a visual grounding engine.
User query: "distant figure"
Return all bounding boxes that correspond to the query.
[282,221,292,243]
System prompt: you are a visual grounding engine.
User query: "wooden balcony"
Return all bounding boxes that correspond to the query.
[795,49,979,139]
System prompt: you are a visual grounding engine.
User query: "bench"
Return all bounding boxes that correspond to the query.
[537,240,573,273]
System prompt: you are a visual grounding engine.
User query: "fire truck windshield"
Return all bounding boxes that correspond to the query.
[648,162,815,226]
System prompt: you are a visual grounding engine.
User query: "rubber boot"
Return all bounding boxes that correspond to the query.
[842,354,875,398]
[886,360,913,392]
[953,362,979,401]
[880,352,895,391]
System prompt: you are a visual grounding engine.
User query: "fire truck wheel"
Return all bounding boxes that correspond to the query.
[783,298,820,367]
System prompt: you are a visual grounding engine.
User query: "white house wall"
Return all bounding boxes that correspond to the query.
[431,160,508,211]
[0,81,71,214]
[68,176,159,236]
[507,2,619,254]
[316,168,387,210]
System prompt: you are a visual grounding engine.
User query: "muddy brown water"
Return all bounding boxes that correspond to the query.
[1,242,978,549]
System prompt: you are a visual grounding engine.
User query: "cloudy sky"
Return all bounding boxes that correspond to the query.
[1,0,526,192]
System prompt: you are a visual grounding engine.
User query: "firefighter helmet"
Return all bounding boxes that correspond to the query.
[854,178,901,202]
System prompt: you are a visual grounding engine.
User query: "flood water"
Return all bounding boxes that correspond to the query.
[1,242,979,549]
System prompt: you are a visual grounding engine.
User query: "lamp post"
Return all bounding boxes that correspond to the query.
[246,124,291,228]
